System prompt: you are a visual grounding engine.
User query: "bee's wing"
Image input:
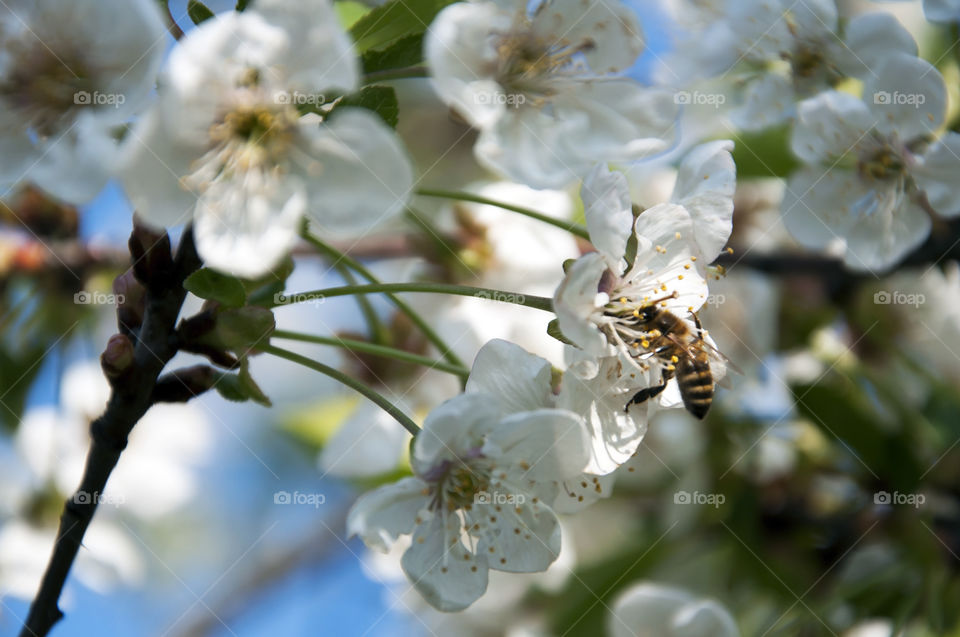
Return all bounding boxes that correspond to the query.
[662,333,742,388]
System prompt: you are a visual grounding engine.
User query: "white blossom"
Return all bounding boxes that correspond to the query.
[877,0,960,23]
[783,53,960,271]
[608,582,739,637]
[347,372,589,611]
[425,0,677,188]
[553,142,734,436]
[121,0,414,278]
[0,0,165,203]
[660,1,917,130]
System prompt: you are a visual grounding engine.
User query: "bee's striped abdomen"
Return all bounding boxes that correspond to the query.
[676,352,713,419]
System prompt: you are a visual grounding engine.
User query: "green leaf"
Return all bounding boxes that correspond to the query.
[547,319,573,345]
[187,0,215,24]
[730,125,799,178]
[215,361,271,406]
[207,306,276,352]
[334,0,370,30]
[336,85,399,128]
[184,268,248,307]
[235,0,250,10]
[361,34,425,74]
[349,0,455,52]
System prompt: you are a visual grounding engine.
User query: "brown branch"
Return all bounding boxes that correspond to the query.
[19,225,202,637]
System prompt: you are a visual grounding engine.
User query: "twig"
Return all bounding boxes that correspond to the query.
[20,226,202,637]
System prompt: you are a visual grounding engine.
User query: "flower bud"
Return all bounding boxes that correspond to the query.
[100,333,135,380]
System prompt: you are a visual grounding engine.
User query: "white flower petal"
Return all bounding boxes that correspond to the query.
[791,91,873,163]
[609,582,739,637]
[531,0,644,73]
[671,140,736,262]
[913,133,960,218]
[27,113,116,204]
[553,80,677,164]
[845,198,931,273]
[559,363,649,474]
[840,12,916,78]
[475,106,578,189]
[254,0,359,93]
[302,108,413,236]
[475,499,561,572]
[782,167,862,250]
[402,515,489,612]
[732,71,794,131]
[347,477,428,552]
[924,0,960,22]
[485,409,590,481]
[864,53,946,141]
[554,252,610,355]
[425,2,513,129]
[465,339,554,414]
[193,172,305,277]
[413,393,499,472]
[119,108,203,228]
[552,471,616,513]
[582,164,635,272]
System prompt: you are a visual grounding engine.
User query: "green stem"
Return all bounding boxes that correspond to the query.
[331,260,389,344]
[363,65,430,84]
[262,344,420,436]
[300,231,469,373]
[415,188,591,240]
[272,329,469,379]
[278,282,554,312]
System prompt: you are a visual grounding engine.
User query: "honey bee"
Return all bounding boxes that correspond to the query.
[620,295,731,420]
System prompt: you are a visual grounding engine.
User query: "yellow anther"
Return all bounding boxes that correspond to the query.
[670,355,679,363]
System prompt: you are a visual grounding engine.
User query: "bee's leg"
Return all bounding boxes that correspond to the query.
[690,311,703,334]
[625,380,667,412]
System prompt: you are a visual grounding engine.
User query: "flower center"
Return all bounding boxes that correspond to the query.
[442,465,490,510]
[859,145,906,183]
[186,85,300,192]
[0,39,93,136]
[495,26,591,99]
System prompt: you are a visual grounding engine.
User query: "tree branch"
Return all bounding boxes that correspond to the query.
[20,226,202,637]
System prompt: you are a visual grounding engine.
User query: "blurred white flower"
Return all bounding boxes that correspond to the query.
[121,0,413,277]
[660,1,916,130]
[608,582,739,637]
[348,356,590,611]
[878,0,960,22]
[784,54,960,271]
[0,0,165,202]
[425,0,677,188]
